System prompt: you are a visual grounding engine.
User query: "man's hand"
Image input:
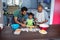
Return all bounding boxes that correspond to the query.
[34,18,37,21]
[38,22,44,24]
[38,20,48,24]
[43,20,48,23]
[20,23,26,27]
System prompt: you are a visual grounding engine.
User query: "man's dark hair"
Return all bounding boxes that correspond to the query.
[38,4,43,8]
[28,12,34,16]
[21,7,28,12]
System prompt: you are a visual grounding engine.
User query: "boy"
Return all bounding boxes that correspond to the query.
[26,13,35,28]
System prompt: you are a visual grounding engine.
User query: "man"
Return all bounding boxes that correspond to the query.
[34,5,49,24]
[13,7,28,27]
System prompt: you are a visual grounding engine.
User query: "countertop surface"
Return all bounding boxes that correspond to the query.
[0,25,60,40]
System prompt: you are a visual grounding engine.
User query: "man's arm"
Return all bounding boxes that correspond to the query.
[14,17,21,24]
[13,10,26,27]
[13,10,21,24]
[14,17,26,27]
[42,11,49,23]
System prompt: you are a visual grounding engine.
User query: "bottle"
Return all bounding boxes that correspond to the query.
[0,27,1,32]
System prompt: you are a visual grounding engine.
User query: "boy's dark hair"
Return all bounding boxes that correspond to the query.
[28,13,34,16]
[21,7,28,12]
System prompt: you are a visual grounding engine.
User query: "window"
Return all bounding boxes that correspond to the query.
[7,0,20,6]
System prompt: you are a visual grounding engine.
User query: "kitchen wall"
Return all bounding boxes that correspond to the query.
[0,0,3,24]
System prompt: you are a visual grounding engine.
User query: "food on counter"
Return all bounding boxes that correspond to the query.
[14,29,21,35]
[39,30,47,34]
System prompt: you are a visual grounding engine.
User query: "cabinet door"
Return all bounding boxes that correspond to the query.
[22,0,37,9]
[31,0,37,9]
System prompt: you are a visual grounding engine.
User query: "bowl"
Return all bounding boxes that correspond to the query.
[11,24,20,30]
[39,24,49,30]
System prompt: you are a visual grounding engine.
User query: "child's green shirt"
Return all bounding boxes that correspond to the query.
[26,18,34,27]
